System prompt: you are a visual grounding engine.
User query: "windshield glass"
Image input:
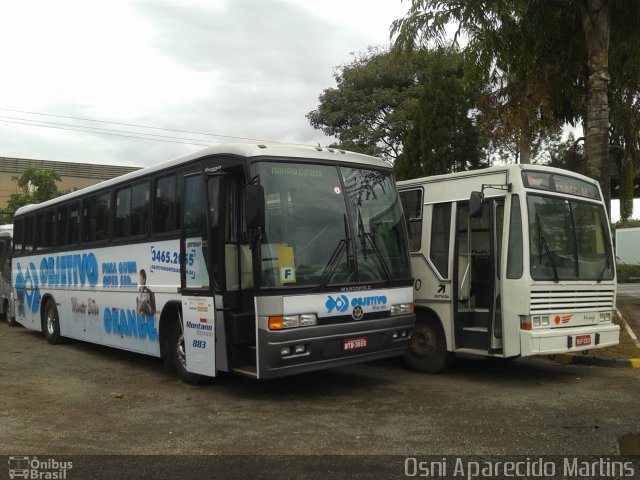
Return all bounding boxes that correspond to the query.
[256,161,411,288]
[527,195,613,282]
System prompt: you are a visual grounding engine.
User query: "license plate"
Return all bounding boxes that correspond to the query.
[343,337,368,351]
[575,335,591,347]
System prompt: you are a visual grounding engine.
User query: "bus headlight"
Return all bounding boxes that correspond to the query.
[391,303,414,315]
[524,315,550,330]
[299,313,317,326]
[268,313,317,330]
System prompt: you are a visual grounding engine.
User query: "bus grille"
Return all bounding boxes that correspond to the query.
[529,288,615,314]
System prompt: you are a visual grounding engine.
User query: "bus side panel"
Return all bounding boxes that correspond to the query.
[410,254,455,353]
[12,239,181,357]
[12,257,41,331]
[500,278,529,357]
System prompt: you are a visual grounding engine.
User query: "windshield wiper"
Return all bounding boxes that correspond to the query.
[357,208,393,284]
[317,214,351,289]
[536,212,559,283]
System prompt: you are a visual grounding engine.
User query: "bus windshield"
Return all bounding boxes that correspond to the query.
[256,161,412,288]
[527,195,614,282]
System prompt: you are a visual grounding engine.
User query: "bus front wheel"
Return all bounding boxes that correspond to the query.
[405,317,453,374]
[43,298,62,344]
[170,321,207,386]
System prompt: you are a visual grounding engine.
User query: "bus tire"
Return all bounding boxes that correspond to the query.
[5,300,17,327]
[170,321,206,386]
[43,298,63,344]
[405,316,453,374]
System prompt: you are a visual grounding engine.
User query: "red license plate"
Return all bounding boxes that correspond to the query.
[343,337,368,351]
[575,335,592,347]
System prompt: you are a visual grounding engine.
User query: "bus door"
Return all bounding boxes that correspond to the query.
[454,198,505,352]
[180,172,216,377]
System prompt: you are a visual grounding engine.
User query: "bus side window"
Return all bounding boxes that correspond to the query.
[56,205,68,247]
[131,182,150,236]
[154,174,178,234]
[43,210,55,250]
[34,212,44,251]
[13,219,23,253]
[68,203,81,245]
[2,244,10,281]
[23,216,34,253]
[399,189,423,252]
[95,192,111,242]
[506,195,523,279]
[0,239,8,280]
[83,196,97,243]
[430,203,451,278]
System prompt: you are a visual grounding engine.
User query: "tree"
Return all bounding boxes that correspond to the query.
[608,6,640,220]
[308,46,489,178]
[391,0,640,213]
[307,46,423,161]
[7,166,63,211]
[395,49,488,179]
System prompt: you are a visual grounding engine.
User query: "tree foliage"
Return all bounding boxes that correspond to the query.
[306,47,422,160]
[391,0,640,215]
[395,49,488,179]
[308,46,489,180]
[7,166,63,211]
[609,5,640,220]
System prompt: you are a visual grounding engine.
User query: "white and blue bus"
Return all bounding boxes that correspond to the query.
[399,164,619,372]
[12,143,414,384]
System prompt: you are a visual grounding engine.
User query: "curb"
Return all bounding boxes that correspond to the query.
[549,353,640,368]
[616,307,640,346]
[545,308,640,367]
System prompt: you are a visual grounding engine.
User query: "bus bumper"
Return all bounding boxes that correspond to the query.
[520,323,620,356]
[256,314,415,379]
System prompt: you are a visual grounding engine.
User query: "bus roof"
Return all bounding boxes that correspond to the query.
[0,224,12,237]
[397,163,600,189]
[14,143,391,216]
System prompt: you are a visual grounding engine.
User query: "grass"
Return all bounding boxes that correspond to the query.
[586,313,640,360]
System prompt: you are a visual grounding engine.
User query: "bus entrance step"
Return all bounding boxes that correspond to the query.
[463,326,488,333]
[232,365,257,378]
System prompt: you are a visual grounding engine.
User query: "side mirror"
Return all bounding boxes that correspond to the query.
[245,184,265,229]
[469,191,484,218]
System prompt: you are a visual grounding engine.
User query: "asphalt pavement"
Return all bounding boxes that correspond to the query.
[616,283,640,343]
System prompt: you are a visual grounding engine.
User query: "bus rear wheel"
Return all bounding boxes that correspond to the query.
[170,321,206,386]
[2,299,18,327]
[4,300,17,326]
[43,298,63,344]
[405,317,453,374]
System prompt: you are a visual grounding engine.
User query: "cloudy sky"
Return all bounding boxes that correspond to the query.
[0,0,407,167]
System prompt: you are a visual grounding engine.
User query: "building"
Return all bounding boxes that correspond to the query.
[0,156,139,209]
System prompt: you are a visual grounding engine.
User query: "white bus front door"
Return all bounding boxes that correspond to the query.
[454,198,505,353]
[180,172,216,377]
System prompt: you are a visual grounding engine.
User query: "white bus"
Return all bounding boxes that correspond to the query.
[12,143,414,384]
[0,224,14,324]
[398,164,619,372]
